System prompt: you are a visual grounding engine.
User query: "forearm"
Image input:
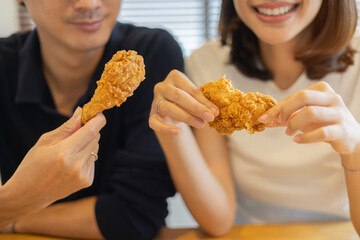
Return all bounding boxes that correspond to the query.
[156,124,235,236]
[342,150,360,234]
[0,187,26,227]
[0,184,45,228]
[15,196,103,239]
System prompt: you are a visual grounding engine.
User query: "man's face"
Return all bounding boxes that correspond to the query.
[20,0,121,51]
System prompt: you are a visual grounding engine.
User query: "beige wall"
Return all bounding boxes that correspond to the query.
[0,0,19,37]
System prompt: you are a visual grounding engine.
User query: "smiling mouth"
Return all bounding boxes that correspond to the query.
[253,4,299,16]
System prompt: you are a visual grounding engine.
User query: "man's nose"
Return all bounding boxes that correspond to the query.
[73,0,102,11]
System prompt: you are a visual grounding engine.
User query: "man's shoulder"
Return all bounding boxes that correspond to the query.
[0,31,31,55]
[113,22,179,52]
[115,22,173,40]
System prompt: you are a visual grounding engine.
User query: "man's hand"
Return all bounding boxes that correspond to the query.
[0,107,106,227]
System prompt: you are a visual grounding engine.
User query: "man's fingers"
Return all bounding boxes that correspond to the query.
[41,107,82,144]
[77,133,100,159]
[65,112,106,152]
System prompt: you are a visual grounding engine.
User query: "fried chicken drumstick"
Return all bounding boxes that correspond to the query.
[81,50,145,124]
[200,76,277,135]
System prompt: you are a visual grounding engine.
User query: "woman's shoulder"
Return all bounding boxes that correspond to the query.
[190,39,229,62]
[350,32,360,50]
[186,39,229,86]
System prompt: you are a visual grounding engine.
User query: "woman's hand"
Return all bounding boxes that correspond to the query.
[149,70,218,135]
[258,81,360,155]
[0,107,106,225]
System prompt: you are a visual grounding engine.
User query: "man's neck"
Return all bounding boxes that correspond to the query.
[39,37,104,116]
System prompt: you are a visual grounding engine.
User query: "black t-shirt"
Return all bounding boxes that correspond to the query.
[0,22,184,240]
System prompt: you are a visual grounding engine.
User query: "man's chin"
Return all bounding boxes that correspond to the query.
[68,37,109,52]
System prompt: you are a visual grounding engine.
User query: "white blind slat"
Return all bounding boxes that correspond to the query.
[119,0,221,56]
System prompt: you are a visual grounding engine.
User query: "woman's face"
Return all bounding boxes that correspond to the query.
[233,0,323,45]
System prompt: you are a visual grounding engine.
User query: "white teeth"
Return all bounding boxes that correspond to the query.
[257,5,295,16]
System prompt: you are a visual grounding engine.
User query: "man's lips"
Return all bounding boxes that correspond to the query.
[70,19,103,32]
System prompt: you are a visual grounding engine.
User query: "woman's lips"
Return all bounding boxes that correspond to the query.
[252,2,299,23]
[71,19,103,32]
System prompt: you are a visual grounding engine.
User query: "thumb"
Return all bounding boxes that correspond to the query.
[48,107,83,141]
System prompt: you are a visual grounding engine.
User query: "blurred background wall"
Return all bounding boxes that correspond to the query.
[0,0,20,37]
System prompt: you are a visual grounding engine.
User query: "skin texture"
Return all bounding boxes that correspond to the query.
[149,0,360,236]
[0,0,121,238]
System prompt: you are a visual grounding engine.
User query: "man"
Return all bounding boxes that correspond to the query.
[0,0,183,239]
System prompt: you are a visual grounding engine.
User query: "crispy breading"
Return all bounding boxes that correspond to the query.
[200,76,277,135]
[81,50,145,124]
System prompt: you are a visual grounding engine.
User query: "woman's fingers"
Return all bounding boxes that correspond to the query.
[155,99,206,128]
[293,125,340,144]
[306,80,336,93]
[260,90,339,125]
[167,70,219,116]
[149,114,180,135]
[151,70,219,132]
[159,85,215,122]
[285,106,340,136]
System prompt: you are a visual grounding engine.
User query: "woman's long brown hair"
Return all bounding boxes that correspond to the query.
[219,0,358,80]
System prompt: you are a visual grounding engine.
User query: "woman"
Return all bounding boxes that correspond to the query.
[149,0,360,236]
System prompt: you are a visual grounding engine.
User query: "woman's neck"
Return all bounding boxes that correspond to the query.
[259,39,304,90]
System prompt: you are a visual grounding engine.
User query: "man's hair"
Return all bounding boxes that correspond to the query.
[219,0,358,80]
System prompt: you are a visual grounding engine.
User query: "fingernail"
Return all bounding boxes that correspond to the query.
[170,128,179,135]
[210,106,219,116]
[195,119,205,128]
[277,114,283,123]
[258,114,269,123]
[285,128,291,136]
[203,112,214,122]
[293,135,301,143]
[72,107,81,120]
[266,121,274,127]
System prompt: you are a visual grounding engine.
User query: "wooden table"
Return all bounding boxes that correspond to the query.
[0,221,358,240]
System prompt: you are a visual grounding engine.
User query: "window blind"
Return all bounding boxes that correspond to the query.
[119,0,221,57]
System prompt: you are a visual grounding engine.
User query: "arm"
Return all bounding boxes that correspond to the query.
[257,81,360,233]
[0,108,105,229]
[343,152,360,234]
[11,197,102,239]
[149,70,236,236]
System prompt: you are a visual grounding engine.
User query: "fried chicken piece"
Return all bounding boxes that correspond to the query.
[81,50,145,124]
[200,76,277,135]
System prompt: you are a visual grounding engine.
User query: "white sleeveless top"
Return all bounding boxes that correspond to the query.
[186,36,360,224]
